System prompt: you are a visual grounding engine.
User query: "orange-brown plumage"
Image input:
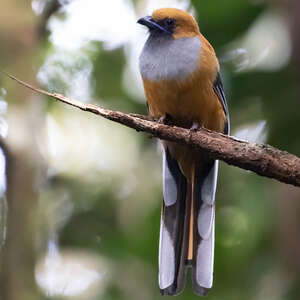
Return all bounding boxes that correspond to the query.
[152,8,200,39]
[142,39,225,131]
[142,31,226,178]
[138,8,229,296]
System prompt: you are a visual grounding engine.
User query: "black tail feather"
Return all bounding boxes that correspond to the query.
[159,150,189,295]
[160,150,218,296]
[192,161,217,296]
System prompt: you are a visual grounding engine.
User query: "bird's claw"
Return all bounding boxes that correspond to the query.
[190,122,199,132]
[158,113,173,125]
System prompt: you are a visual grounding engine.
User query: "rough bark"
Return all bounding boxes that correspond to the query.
[3,72,300,188]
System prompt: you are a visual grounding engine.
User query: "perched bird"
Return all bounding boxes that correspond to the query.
[137,8,229,296]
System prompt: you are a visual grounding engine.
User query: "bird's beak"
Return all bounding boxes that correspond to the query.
[137,16,169,33]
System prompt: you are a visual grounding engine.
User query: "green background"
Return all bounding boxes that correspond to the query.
[0,0,300,299]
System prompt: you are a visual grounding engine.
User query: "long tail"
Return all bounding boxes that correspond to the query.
[192,160,218,296]
[159,149,218,296]
[159,149,189,295]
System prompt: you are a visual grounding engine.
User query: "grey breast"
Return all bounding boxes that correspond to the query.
[139,35,202,82]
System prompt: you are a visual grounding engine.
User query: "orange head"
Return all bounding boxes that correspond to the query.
[138,8,200,39]
[138,8,217,83]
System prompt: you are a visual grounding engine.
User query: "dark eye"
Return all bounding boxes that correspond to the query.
[165,19,175,27]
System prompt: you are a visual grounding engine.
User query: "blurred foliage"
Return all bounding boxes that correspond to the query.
[192,0,264,47]
[1,0,300,300]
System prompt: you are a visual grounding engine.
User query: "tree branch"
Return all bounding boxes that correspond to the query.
[3,72,300,187]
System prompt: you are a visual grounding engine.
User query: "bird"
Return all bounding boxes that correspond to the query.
[137,8,229,296]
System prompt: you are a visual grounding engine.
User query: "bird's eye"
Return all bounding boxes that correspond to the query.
[165,19,175,27]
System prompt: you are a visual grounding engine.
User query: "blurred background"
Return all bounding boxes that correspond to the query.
[0,0,300,299]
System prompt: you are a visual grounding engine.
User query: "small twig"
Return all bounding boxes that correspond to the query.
[2,71,300,187]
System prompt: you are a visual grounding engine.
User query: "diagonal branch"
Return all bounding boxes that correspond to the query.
[3,72,300,187]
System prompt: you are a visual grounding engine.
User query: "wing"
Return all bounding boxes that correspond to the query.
[213,72,230,135]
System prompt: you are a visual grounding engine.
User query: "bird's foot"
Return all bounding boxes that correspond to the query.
[158,113,173,125]
[190,121,200,132]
